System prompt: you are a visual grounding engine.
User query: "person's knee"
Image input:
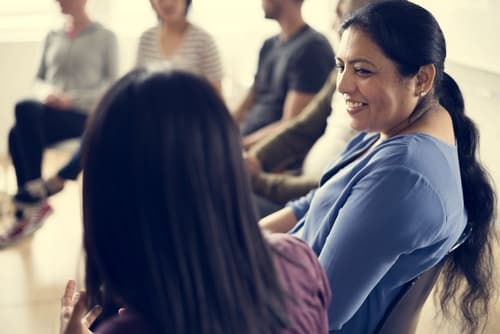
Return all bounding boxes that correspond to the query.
[8,127,17,148]
[15,99,42,121]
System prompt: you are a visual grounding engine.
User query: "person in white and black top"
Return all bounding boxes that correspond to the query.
[138,0,223,93]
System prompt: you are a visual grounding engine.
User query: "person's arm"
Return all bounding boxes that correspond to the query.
[135,28,151,68]
[32,32,58,100]
[266,234,331,333]
[252,172,319,204]
[60,280,101,334]
[44,93,73,109]
[210,80,222,96]
[259,207,298,233]
[244,35,335,150]
[200,28,224,96]
[242,90,315,150]
[248,69,337,171]
[319,167,446,330]
[258,185,316,233]
[232,86,256,123]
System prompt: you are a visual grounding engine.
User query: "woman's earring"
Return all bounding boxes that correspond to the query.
[419,90,427,97]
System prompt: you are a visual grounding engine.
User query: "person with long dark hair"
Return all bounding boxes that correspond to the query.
[261,1,496,333]
[58,70,331,334]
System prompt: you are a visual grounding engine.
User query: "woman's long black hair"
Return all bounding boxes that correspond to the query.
[81,69,289,333]
[342,1,496,333]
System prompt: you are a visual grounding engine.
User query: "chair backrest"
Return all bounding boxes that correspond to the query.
[375,225,472,334]
[375,261,444,334]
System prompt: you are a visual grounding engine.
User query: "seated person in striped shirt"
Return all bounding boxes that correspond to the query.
[137,0,223,92]
[13,0,225,218]
[59,70,331,334]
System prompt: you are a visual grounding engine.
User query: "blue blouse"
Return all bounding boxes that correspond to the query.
[288,132,467,333]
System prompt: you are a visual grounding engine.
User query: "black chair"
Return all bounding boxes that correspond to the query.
[375,226,472,334]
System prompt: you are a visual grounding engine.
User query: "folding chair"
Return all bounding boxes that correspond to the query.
[375,226,472,334]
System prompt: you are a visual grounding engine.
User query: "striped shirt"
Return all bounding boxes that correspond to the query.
[136,23,223,83]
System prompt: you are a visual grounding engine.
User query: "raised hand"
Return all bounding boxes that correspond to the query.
[60,280,102,334]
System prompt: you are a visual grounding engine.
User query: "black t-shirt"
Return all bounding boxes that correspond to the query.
[241,25,335,136]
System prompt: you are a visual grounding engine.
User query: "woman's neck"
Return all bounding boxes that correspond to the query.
[162,19,189,35]
[379,100,455,146]
[381,99,439,140]
[159,20,189,59]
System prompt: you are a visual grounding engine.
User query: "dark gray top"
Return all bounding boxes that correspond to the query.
[240,25,335,135]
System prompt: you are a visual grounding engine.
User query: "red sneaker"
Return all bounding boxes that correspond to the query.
[0,201,53,248]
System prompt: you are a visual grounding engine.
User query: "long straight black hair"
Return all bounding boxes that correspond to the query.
[342,1,496,333]
[81,69,289,333]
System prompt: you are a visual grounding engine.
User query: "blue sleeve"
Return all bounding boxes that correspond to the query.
[288,38,335,94]
[320,167,445,330]
[286,188,317,221]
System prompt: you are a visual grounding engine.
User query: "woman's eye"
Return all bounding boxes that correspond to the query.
[335,63,345,72]
[355,68,372,76]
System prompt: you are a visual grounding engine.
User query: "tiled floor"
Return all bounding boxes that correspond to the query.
[0,151,84,334]
[0,152,499,334]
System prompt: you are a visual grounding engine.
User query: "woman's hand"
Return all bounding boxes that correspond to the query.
[60,280,102,334]
[45,93,73,109]
[243,152,262,176]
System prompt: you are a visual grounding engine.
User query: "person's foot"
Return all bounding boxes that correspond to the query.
[0,201,53,248]
[13,177,65,206]
[45,176,65,197]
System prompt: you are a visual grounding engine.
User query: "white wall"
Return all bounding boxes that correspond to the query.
[1,0,500,216]
[414,0,500,74]
[0,42,40,154]
[0,0,332,155]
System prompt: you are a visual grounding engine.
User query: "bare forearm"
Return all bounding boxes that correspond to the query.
[243,120,285,150]
[250,76,337,170]
[252,173,319,204]
[259,207,298,233]
[233,88,255,123]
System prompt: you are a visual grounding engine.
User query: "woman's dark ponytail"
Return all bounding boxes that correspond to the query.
[438,72,497,333]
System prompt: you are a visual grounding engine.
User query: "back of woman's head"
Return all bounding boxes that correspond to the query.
[82,69,288,333]
[343,1,496,332]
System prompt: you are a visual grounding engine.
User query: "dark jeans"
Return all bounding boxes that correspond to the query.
[57,145,82,181]
[8,99,87,189]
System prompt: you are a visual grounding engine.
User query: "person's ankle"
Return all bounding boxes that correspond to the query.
[23,178,47,199]
[45,176,65,195]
